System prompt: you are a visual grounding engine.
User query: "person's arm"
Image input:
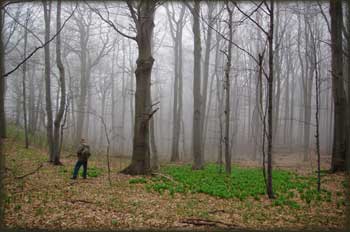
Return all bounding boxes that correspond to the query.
[77,145,83,155]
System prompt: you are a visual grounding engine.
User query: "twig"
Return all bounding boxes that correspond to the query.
[14,163,43,179]
[3,5,77,78]
[208,209,227,214]
[180,218,238,228]
[147,108,159,122]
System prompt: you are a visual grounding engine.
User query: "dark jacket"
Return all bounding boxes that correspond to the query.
[77,143,91,162]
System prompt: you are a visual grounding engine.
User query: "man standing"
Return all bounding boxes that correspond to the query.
[71,138,91,179]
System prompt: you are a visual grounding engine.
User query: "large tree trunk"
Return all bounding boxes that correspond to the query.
[170,20,179,162]
[252,11,262,160]
[52,0,66,165]
[201,2,214,155]
[177,23,184,162]
[302,10,314,161]
[189,2,203,170]
[267,0,275,199]
[129,41,135,143]
[272,2,280,144]
[75,18,88,145]
[224,3,233,175]
[167,4,185,162]
[43,0,54,161]
[330,0,346,172]
[121,1,156,175]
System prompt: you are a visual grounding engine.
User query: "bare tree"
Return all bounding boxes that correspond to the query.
[223,1,233,174]
[266,0,275,199]
[330,0,346,172]
[22,7,30,148]
[89,1,158,174]
[52,0,66,165]
[43,0,54,161]
[166,3,186,162]
[186,1,204,170]
[201,2,214,154]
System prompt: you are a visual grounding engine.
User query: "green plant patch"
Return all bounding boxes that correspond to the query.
[59,166,102,178]
[144,164,332,207]
[77,166,102,177]
[129,177,148,184]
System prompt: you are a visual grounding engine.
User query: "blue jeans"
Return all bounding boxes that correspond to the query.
[72,160,87,179]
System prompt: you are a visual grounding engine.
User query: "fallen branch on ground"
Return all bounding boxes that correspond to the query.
[180,218,238,228]
[15,163,43,179]
[208,209,228,214]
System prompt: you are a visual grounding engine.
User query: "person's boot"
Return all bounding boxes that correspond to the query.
[70,176,77,180]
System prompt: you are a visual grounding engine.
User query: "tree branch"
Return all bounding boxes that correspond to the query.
[234,1,269,36]
[86,1,137,41]
[3,5,77,78]
[15,163,43,179]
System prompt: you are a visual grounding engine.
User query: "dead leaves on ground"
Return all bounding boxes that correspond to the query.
[2,140,347,230]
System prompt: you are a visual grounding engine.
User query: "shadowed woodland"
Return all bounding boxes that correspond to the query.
[0,0,349,230]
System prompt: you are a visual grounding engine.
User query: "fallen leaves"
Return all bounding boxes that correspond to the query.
[2,139,346,230]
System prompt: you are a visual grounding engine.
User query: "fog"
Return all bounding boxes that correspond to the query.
[3,1,336,166]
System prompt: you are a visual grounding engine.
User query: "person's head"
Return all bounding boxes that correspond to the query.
[80,138,86,144]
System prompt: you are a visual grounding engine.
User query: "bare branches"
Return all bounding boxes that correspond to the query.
[147,108,160,122]
[233,1,269,36]
[316,1,330,33]
[0,0,24,9]
[85,1,137,41]
[3,5,77,78]
[3,7,43,44]
[126,1,138,26]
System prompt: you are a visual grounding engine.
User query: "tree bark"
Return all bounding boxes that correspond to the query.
[167,4,185,162]
[267,0,275,199]
[330,0,346,172]
[346,2,350,174]
[0,2,5,139]
[201,2,214,155]
[224,2,233,175]
[121,1,156,175]
[0,3,5,224]
[75,11,89,145]
[52,0,66,165]
[188,2,203,170]
[22,9,30,149]
[43,0,54,161]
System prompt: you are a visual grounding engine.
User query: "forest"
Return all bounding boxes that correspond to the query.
[0,0,349,230]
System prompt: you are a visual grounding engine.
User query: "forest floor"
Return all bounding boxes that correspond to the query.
[2,136,347,230]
